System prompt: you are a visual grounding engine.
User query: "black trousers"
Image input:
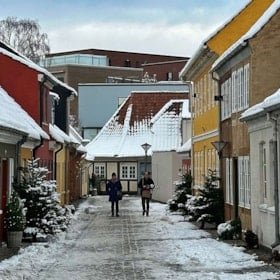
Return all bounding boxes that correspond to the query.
[111,201,119,214]
[141,197,150,212]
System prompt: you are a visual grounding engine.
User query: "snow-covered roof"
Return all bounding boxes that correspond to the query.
[0,41,77,96]
[85,92,190,160]
[0,86,49,140]
[241,88,280,121]
[49,124,71,144]
[212,1,280,71]
[177,138,191,153]
[69,125,87,153]
[179,0,251,78]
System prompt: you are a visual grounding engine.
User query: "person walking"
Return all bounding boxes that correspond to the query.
[138,171,154,216]
[106,172,122,217]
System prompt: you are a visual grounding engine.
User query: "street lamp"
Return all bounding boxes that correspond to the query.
[141,142,151,171]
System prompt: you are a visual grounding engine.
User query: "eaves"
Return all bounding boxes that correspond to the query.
[181,47,217,81]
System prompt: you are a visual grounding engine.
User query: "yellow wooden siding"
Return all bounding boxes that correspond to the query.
[207,0,274,55]
[193,136,218,186]
[191,0,274,189]
[20,148,32,165]
[56,147,66,205]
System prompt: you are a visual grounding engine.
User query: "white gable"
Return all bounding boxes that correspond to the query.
[86,99,190,160]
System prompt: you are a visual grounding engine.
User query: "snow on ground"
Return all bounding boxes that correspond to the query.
[0,196,278,280]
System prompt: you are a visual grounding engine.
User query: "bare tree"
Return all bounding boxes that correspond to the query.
[0,17,50,63]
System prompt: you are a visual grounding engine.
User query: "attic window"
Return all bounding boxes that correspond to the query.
[167,72,173,81]
[124,59,131,67]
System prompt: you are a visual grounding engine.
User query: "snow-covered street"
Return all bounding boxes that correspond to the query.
[0,196,278,280]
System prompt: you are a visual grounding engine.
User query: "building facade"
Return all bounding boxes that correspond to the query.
[41,49,189,125]
[211,2,279,236]
[179,0,275,230]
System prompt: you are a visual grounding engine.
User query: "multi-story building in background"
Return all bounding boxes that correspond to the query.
[41,49,189,125]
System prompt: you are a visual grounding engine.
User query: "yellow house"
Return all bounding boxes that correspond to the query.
[179,0,274,192]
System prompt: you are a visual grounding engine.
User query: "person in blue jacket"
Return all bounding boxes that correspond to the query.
[106,172,122,217]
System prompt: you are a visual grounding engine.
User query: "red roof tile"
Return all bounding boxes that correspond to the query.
[117,91,188,126]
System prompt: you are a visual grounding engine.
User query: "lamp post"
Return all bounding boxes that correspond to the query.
[141,142,151,171]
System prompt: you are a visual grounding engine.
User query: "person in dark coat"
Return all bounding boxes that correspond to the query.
[106,172,122,217]
[138,171,154,216]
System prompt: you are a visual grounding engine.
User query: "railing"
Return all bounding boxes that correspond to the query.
[40,54,108,67]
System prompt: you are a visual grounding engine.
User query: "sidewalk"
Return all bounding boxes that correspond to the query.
[0,245,20,262]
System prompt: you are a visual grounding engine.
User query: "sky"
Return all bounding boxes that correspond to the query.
[0,0,250,57]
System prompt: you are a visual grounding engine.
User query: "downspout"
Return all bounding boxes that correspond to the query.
[211,72,223,178]
[188,81,194,182]
[39,74,47,127]
[54,143,63,180]
[212,71,227,221]
[33,137,43,159]
[33,74,48,158]
[269,114,280,248]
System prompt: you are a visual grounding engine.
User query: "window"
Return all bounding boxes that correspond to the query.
[120,162,137,179]
[124,59,131,67]
[237,67,244,111]
[231,70,238,113]
[221,78,231,120]
[167,72,173,81]
[243,63,250,109]
[225,158,233,204]
[94,163,106,178]
[83,128,102,140]
[260,143,267,199]
[238,156,250,208]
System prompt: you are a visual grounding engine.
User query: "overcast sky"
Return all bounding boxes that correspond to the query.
[0,0,250,57]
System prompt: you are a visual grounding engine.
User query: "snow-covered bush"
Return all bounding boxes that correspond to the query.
[183,170,224,229]
[167,172,192,212]
[217,218,242,240]
[13,158,75,240]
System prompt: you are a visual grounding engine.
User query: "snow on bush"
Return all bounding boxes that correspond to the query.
[14,158,75,240]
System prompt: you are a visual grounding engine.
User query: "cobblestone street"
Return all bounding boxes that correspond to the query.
[0,196,279,280]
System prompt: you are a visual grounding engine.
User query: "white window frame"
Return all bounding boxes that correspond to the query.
[225,158,233,204]
[244,63,250,109]
[260,143,267,200]
[120,162,137,179]
[238,156,250,208]
[232,70,238,113]
[8,158,14,197]
[237,67,244,111]
[94,163,106,178]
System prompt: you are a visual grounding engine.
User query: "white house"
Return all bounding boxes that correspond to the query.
[85,91,191,202]
[241,88,280,248]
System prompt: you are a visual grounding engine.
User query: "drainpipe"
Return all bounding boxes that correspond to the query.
[32,138,43,159]
[54,143,63,180]
[269,113,280,248]
[211,72,223,179]
[33,74,48,158]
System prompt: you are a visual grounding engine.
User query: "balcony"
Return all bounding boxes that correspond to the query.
[40,54,109,67]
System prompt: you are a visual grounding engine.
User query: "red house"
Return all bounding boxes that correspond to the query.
[0,42,78,199]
